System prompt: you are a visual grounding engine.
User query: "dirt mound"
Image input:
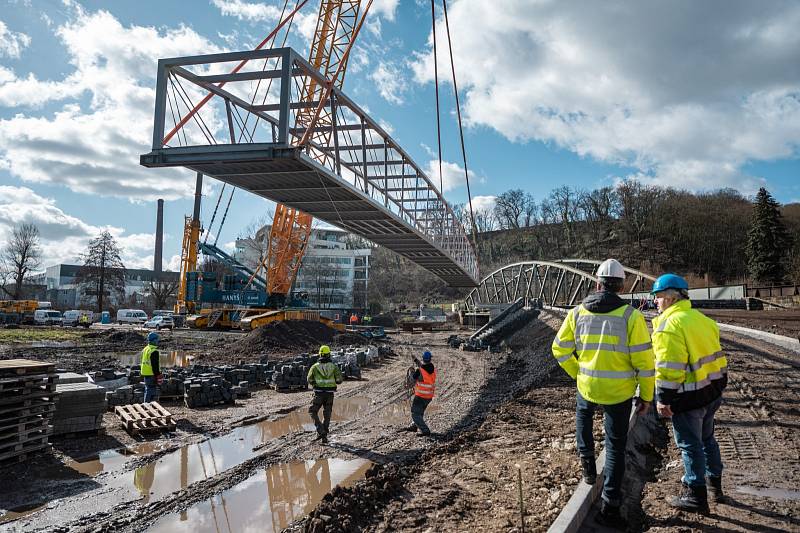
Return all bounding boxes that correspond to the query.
[82,329,145,345]
[229,320,337,356]
[332,332,368,346]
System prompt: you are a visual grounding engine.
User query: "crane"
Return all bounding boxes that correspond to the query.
[174,0,367,330]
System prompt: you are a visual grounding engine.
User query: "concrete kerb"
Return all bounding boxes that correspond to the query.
[716,322,800,354]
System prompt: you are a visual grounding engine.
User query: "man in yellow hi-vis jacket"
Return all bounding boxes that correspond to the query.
[552,258,654,529]
[652,273,727,514]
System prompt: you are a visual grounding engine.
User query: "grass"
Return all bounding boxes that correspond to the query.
[0,327,87,343]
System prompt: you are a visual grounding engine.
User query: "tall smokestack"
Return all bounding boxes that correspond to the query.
[154,198,164,273]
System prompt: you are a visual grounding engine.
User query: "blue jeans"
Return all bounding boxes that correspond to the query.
[411,396,431,434]
[576,391,632,506]
[143,376,159,403]
[671,395,723,487]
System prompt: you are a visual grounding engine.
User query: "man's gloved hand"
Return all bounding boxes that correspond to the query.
[634,398,651,415]
[156,374,164,385]
[656,401,673,418]
[412,356,421,366]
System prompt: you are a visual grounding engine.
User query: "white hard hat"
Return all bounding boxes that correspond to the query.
[596,259,626,280]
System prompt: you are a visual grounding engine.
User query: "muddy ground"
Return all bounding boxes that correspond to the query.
[1,310,799,532]
[640,331,800,532]
[703,308,800,339]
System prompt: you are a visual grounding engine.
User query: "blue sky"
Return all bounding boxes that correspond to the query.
[1,0,798,271]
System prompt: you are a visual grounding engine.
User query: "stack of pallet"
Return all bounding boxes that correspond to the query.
[52,377,107,436]
[114,402,175,436]
[0,359,56,464]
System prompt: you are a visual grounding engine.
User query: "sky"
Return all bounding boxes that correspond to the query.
[1,0,798,272]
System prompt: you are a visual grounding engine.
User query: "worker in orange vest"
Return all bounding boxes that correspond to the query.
[403,350,436,436]
[349,313,359,326]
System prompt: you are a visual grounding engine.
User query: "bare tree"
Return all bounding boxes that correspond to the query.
[1,223,42,300]
[579,186,617,252]
[146,279,180,310]
[549,186,579,247]
[615,180,662,247]
[75,231,126,313]
[493,189,526,229]
[522,193,538,227]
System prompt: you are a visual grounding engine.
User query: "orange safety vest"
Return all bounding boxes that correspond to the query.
[414,367,436,400]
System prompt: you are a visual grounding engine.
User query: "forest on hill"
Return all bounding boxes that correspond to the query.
[366,182,800,308]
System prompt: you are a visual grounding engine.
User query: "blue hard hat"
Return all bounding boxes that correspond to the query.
[422,350,432,362]
[651,273,689,294]
[147,332,160,344]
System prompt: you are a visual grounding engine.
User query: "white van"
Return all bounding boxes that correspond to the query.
[116,309,148,325]
[34,309,63,326]
[63,310,94,327]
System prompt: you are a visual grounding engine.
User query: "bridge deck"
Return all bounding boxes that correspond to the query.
[140,47,478,287]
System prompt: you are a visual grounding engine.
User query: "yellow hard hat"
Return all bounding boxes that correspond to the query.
[319,345,331,356]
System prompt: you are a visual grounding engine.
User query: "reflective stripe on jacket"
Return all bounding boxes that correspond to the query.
[307,361,343,391]
[551,303,655,405]
[140,344,157,376]
[652,299,727,413]
[414,367,436,399]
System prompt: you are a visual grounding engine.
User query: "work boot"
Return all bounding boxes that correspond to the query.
[320,434,329,444]
[581,457,597,485]
[668,483,709,513]
[707,476,724,502]
[402,424,418,432]
[594,500,627,530]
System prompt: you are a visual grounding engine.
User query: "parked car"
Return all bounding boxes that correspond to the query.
[152,309,174,318]
[34,309,63,326]
[116,309,148,325]
[144,315,174,330]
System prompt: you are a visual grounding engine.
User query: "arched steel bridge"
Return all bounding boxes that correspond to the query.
[140,48,478,286]
[464,259,658,311]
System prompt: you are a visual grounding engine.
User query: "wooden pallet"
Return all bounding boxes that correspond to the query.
[0,402,55,420]
[0,416,49,438]
[0,374,57,392]
[0,360,56,378]
[0,442,51,465]
[114,402,176,436]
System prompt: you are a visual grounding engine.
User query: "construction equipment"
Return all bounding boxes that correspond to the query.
[174,1,364,331]
[0,300,38,325]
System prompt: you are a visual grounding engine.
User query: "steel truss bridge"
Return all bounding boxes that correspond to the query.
[464,259,657,311]
[140,47,478,287]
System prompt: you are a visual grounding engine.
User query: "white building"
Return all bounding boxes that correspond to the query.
[43,264,179,309]
[235,226,371,311]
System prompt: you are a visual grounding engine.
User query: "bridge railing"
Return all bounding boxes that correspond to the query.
[148,47,478,284]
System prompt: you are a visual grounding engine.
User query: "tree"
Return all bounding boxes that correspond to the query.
[746,187,792,283]
[494,189,526,229]
[146,279,179,310]
[76,231,126,313]
[615,179,662,248]
[1,223,42,299]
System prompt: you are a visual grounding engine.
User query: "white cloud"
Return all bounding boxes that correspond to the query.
[470,195,496,213]
[410,1,800,193]
[0,10,225,201]
[210,0,282,21]
[370,61,406,104]
[0,186,158,269]
[0,20,31,58]
[424,158,483,193]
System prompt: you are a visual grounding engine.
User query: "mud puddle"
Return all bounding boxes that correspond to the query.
[65,443,164,476]
[736,485,800,501]
[0,503,45,525]
[146,458,372,533]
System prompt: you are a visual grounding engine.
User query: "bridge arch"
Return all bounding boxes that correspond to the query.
[464,259,657,311]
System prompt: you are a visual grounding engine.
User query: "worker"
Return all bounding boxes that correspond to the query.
[140,331,163,403]
[363,313,372,325]
[349,313,359,326]
[403,350,436,436]
[551,258,654,529]
[79,313,90,328]
[307,345,343,443]
[651,274,727,513]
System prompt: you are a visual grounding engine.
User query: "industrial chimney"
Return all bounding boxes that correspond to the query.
[154,198,164,273]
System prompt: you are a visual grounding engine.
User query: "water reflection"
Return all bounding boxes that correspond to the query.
[146,458,371,533]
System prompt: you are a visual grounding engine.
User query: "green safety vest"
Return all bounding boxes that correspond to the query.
[140,344,158,376]
[307,361,342,390]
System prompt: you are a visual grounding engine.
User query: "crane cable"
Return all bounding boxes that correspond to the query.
[431,0,443,194]
[441,0,479,249]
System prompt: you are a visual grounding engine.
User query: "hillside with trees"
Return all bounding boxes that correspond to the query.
[367,182,800,309]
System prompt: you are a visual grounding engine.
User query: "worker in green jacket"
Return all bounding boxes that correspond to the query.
[307,345,343,443]
[652,273,728,513]
[552,258,655,529]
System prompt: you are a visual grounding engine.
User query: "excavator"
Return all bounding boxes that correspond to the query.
[174,1,364,331]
